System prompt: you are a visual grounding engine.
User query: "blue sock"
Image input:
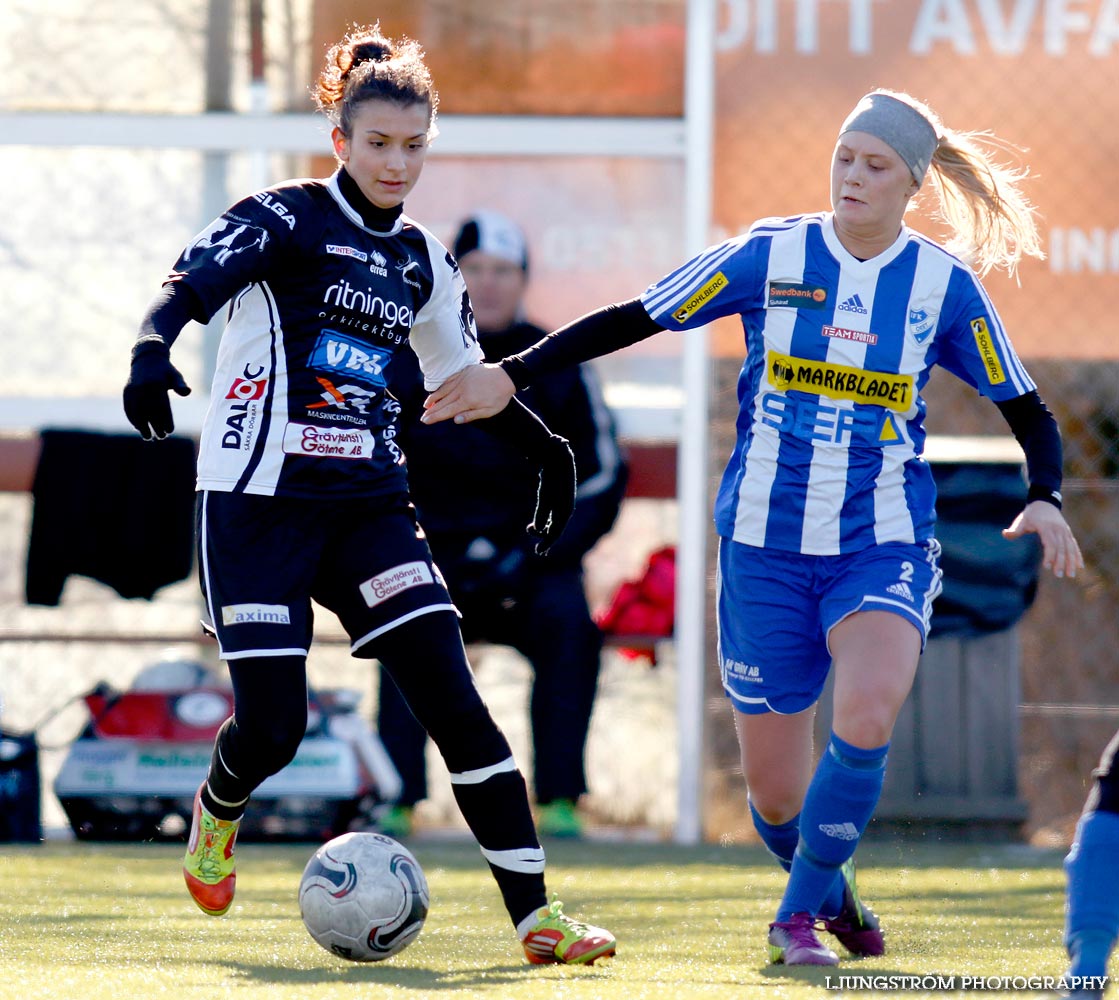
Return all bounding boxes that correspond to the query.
[819,869,847,920]
[1065,809,1119,978]
[776,733,887,922]
[749,799,797,872]
[750,798,845,915]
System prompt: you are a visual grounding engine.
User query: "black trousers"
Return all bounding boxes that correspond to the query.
[378,566,603,806]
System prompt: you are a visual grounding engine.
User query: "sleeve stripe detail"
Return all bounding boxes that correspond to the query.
[642,239,744,319]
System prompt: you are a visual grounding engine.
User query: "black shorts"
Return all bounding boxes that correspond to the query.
[197,490,456,660]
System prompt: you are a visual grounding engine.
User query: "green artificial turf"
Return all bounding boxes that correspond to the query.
[0,837,1099,999]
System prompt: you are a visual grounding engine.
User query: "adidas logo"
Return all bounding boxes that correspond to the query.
[837,293,868,315]
[818,822,859,841]
[886,581,914,601]
[522,929,562,959]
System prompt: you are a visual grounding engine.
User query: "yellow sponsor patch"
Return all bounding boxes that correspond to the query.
[970,317,1006,385]
[672,271,728,323]
[767,351,914,412]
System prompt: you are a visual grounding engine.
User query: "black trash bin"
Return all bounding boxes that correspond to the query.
[0,728,42,842]
[931,459,1042,637]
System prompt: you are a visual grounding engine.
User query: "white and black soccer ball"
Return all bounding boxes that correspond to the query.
[299,831,429,962]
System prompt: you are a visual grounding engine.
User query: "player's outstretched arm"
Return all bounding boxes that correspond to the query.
[423,298,665,426]
[122,284,202,440]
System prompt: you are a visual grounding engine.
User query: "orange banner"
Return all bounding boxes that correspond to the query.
[312,1,1119,359]
[711,0,1119,359]
[312,0,685,116]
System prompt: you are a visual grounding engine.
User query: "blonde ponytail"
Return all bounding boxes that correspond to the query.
[925,128,1044,278]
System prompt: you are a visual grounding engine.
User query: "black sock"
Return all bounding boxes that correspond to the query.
[450,767,548,924]
[201,718,249,820]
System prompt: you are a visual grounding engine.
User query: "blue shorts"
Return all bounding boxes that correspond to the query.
[717,537,943,716]
[198,491,456,661]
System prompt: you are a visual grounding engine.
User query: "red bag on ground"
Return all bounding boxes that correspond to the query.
[595,545,676,665]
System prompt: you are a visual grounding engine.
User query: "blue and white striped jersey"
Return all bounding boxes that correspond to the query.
[641,213,1034,555]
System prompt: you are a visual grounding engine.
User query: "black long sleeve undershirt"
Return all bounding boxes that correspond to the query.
[499,300,1064,509]
[499,298,664,390]
[136,282,209,350]
[994,390,1064,507]
[479,396,562,456]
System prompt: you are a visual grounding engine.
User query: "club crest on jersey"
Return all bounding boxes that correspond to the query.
[397,256,423,289]
[908,307,936,343]
[185,216,269,266]
[673,272,729,322]
[767,281,828,309]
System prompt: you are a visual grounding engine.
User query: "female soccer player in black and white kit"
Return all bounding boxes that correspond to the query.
[121,23,614,967]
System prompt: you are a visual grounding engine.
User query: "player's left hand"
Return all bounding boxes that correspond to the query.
[528,434,576,555]
[1002,500,1084,579]
[122,338,192,441]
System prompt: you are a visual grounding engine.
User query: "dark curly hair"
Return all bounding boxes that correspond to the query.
[312,23,438,139]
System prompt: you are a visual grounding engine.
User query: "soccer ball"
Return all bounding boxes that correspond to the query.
[299,831,429,962]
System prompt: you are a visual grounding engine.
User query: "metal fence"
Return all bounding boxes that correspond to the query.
[2,0,1117,844]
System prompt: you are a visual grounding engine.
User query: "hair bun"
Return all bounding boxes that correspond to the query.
[350,39,392,69]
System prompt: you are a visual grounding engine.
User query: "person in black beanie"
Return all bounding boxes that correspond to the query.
[378,210,628,840]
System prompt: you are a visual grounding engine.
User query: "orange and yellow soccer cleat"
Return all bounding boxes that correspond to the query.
[521,898,616,965]
[182,784,241,916]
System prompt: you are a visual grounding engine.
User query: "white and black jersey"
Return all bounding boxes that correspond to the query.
[169,170,482,498]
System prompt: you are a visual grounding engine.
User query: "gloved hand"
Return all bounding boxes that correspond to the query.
[123,337,191,440]
[528,434,576,555]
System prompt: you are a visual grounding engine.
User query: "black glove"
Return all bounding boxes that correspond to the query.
[528,434,576,555]
[123,337,191,440]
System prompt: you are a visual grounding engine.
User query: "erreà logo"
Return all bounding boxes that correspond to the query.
[970,317,1006,385]
[672,272,728,322]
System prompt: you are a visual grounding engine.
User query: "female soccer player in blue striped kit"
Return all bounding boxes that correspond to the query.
[422,89,1085,966]
[121,23,614,966]
[1063,728,1119,998]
